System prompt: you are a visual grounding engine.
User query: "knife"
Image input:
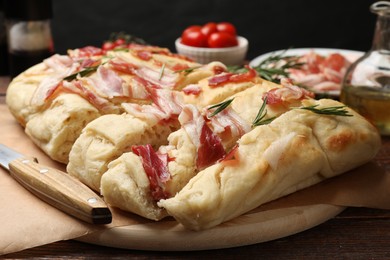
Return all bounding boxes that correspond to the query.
[0,143,112,225]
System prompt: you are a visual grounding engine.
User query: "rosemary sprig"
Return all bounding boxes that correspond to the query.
[254,50,304,83]
[299,105,353,117]
[228,49,304,83]
[226,65,247,74]
[252,95,276,126]
[251,103,352,127]
[63,64,101,81]
[207,98,234,117]
[108,31,149,45]
[175,66,201,75]
[159,63,166,80]
[112,47,130,52]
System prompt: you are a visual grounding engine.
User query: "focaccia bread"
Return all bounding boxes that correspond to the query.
[158,98,381,230]
[100,80,316,220]
[68,68,269,194]
[6,44,223,163]
[5,41,382,231]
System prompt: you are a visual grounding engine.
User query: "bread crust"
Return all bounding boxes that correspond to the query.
[158,99,381,230]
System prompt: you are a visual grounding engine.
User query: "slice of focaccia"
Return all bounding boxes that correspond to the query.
[158,99,381,230]
[5,62,49,126]
[67,112,179,192]
[25,93,100,163]
[67,88,183,191]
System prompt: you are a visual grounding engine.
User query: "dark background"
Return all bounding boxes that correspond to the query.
[51,0,377,61]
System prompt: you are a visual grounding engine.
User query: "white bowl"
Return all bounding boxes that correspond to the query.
[175,36,248,66]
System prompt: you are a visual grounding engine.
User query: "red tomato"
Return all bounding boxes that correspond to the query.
[102,41,115,50]
[183,25,202,35]
[207,32,238,48]
[201,22,218,38]
[181,26,208,47]
[114,38,126,46]
[216,22,237,36]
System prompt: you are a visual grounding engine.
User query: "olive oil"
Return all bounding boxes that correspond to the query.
[340,2,390,136]
[341,85,390,135]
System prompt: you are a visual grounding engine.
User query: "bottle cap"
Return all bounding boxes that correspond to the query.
[4,0,52,21]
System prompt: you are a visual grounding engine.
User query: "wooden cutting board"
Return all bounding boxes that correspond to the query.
[0,104,345,251]
[77,204,343,251]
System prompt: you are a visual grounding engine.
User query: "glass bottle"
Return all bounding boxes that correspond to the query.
[4,0,54,78]
[340,1,390,136]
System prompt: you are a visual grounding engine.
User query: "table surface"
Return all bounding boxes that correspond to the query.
[1,77,390,259]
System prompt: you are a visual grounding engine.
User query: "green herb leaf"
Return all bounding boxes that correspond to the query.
[63,64,100,82]
[229,48,304,83]
[207,98,234,117]
[112,47,130,52]
[252,95,276,126]
[299,105,353,117]
[175,66,202,75]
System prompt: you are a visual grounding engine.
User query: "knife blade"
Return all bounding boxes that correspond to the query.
[0,143,112,224]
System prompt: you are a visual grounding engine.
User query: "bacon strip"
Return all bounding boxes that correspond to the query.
[182,84,202,96]
[208,67,257,87]
[179,105,226,170]
[68,46,104,58]
[61,81,116,113]
[43,54,74,72]
[197,123,226,169]
[148,88,183,117]
[110,56,179,89]
[121,89,183,123]
[207,108,251,139]
[30,77,63,107]
[122,103,168,124]
[264,78,314,105]
[135,66,179,89]
[132,144,170,201]
[30,55,80,106]
[87,66,124,98]
[288,51,353,92]
[109,59,138,74]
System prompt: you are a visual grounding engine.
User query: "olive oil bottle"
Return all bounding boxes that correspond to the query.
[341,1,390,136]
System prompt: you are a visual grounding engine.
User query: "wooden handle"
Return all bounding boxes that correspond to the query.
[9,158,112,224]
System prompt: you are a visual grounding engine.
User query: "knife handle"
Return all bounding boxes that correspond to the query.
[9,157,112,225]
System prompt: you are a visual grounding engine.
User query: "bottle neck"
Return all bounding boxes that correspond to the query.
[372,13,390,52]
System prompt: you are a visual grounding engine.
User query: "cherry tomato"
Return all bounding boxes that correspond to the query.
[201,22,218,38]
[180,22,239,48]
[216,22,237,36]
[114,38,126,46]
[102,41,115,51]
[182,25,202,35]
[181,26,208,47]
[207,32,238,48]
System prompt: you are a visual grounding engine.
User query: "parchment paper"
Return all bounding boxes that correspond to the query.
[1,104,390,255]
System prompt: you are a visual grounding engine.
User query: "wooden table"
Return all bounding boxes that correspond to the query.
[1,77,390,259]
